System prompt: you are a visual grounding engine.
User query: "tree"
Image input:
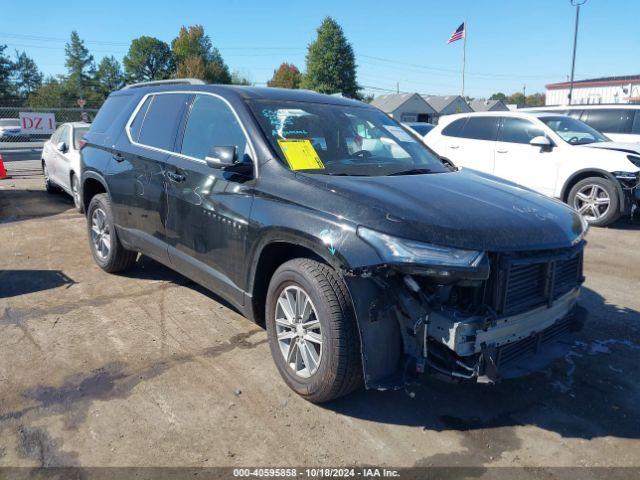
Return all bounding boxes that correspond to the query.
[525,92,545,107]
[489,92,506,101]
[171,25,230,84]
[231,70,252,86]
[267,63,301,89]
[507,92,526,106]
[65,31,95,98]
[0,45,14,102]
[95,56,125,96]
[123,36,173,82]
[301,17,359,98]
[28,76,71,108]
[12,50,42,98]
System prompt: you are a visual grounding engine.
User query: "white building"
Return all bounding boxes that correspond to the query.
[546,75,640,105]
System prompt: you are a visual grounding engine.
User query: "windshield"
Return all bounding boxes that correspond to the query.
[540,116,609,145]
[248,100,448,176]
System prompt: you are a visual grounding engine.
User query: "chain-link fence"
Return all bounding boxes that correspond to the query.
[0,106,99,145]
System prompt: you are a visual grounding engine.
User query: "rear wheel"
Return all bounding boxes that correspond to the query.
[568,177,620,227]
[87,193,137,273]
[265,258,362,403]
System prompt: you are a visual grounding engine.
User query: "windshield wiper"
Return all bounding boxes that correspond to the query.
[387,168,432,176]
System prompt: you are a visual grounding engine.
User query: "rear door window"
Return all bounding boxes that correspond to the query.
[441,118,467,137]
[583,109,633,134]
[180,94,248,160]
[499,117,545,144]
[632,111,640,134]
[460,117,499,141]
[137,93,191,151]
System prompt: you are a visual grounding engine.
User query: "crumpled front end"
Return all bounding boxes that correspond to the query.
[345,241,587,389]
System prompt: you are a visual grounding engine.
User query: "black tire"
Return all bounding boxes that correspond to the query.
[568,177,620,227]
[42,161,58,193]
[70,173,83,213]
[265,258,362,403]
[86,193,137,273]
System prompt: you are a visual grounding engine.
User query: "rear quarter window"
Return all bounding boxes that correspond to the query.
[91,94,133,133]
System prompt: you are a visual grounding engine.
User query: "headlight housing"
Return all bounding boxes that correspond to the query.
[357,226,489,278]
[627,155,640,168]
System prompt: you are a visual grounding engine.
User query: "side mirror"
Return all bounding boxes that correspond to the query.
[205,146,237,169]
[529,136,552,149]
[56,141,68,153]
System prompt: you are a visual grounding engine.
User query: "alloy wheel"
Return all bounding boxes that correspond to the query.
[275,285,323,378]
[91,207,111,260]
[573,184,611,222]
[72,176,81,208]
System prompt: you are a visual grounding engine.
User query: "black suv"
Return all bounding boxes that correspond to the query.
[81,80,588,403]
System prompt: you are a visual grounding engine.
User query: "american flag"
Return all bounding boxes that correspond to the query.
[447,22,465,44]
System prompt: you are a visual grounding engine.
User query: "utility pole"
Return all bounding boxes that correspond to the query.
[396,82,399,94]
[461,20,467,98]
[523,84,527,106]
[568,0,587,105]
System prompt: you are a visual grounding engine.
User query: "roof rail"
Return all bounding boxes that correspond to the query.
[122,78,206,90]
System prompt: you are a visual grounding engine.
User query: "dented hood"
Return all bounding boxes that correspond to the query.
[300,169,585,251]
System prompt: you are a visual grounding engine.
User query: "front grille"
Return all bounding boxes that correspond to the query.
[488,245,584,316]
[497,314,573,366]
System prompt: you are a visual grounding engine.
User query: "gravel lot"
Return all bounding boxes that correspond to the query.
[1,156,639,473]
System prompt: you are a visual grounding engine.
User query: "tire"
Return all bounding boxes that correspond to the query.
[86,193,137,273]
[43,161,58,193]
[70,173,83,213]
[265,258,362,403]
[568,177,620,227]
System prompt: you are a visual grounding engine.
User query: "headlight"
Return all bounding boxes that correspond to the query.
[357,226,486,275]
[627,155,640,168]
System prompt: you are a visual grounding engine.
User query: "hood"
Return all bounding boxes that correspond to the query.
[298,169,585,252]
[582,141,640,155]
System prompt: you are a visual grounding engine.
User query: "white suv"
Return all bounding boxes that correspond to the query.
[425,111,640,226]
[525,105,640,143]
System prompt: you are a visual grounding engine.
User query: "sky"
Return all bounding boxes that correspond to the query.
[1,0,639,99]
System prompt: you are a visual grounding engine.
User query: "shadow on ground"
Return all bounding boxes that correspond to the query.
[0,270,76,299]
[0,188,74,224]
[324,287,640,443]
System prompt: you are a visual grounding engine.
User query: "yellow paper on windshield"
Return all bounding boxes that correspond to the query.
[278,139,325,170]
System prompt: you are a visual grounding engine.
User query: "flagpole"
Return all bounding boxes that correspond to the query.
[462,20,467,98]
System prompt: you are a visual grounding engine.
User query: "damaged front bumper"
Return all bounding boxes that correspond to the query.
[345,244,587,390]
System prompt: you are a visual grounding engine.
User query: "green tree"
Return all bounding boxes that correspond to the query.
[267,62,301,89]
[489,92,506,101]
[12,50,42,99]
[171,25,230,84]
[231,70,252,86]
[28,76,71,108]
[0,45,14,102]
[301,17,359,98]
[65,31,95,99]
[525,92,545,107]
[95,56,125,96]
[507,92,526,106]
[123,36,173,82]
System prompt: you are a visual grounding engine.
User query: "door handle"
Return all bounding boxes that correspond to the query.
[166,171,186,183]
[449,145,460,149]
[112,153,124,162]
[496,149,508,154]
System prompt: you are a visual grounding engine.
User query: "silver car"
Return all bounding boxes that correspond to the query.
[42,122,90,212]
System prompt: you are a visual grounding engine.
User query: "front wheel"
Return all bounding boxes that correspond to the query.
[568,177,620,227]
[265,258,362,403]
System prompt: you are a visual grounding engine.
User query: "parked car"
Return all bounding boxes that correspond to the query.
[42,122,90,211]
[81,80,589,403]
[425,111,640,226]
[0,118,21,141]
[403,121,434,137]
[524,105,640,143]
